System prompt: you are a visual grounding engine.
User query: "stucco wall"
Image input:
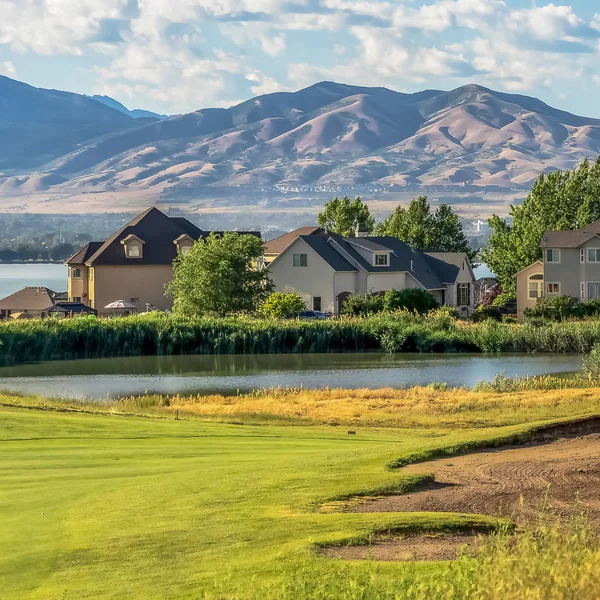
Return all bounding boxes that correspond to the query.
[268,238,337,312]
[544,247,579,299]
[516,262,544,318]
[67,265,89,304]
[365,272,408,293]
[91,265,175,313]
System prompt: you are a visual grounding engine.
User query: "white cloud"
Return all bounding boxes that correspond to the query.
[0,61,16,75]
[0,0,128,54]
[506,4,590,41]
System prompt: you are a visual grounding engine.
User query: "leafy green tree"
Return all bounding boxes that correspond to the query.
[375,196,476,262]
[261,292,306,319]
[481,157,600,294]
[317,196,374,237]
[383,288,439,313]
[166,233,272,317]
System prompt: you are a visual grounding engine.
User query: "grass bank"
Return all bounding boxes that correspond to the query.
[3,312,600,364]
[2,387,600,598]
[2,386,600,598]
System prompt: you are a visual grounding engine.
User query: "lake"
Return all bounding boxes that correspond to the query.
[0,263,67,298]
[0,352,581,400]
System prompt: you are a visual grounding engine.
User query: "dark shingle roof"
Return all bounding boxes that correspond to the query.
[65,241,103,265]
[299,235,357,271]
[425,252,469,283]
[67,207,260,267]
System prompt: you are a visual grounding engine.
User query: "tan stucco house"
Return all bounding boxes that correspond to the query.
[515,219,600,317]
[65,207,257,315]
[266,227,476,315]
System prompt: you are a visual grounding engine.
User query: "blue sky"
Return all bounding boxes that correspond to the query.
[1,0,600,116]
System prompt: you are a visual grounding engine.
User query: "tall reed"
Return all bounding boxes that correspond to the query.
[2,312,600,364]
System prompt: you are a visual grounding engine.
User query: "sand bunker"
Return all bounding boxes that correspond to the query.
[323,426,600,561]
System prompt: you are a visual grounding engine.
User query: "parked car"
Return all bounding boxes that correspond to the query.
[298,310,328,320]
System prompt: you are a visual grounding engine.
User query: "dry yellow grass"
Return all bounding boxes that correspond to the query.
[115,385,600,428]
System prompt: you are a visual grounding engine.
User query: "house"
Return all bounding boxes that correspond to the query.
[65,207,259,315]
[265,226,475,314]
[515,218,600,318]
[0,287,66,319]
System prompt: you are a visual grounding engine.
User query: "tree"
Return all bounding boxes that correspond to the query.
[166,233,273,317]
[261,292,306,319]
[317,196,374,237]
[375,196,476,262]
[383,288,439,313]
[480,157,600,294]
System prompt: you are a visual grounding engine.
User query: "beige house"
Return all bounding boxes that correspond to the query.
[515,219,600,317]
[65,207,258,315]
[266,227,475,314]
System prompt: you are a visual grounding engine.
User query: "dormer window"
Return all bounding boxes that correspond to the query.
[121,234,145,259]
[174,234,195,255]
[374,253,389,266]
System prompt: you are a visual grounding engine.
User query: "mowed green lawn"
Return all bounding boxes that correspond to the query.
[0,405,538,599]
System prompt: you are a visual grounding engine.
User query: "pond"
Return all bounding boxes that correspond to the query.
[0,352,582,400]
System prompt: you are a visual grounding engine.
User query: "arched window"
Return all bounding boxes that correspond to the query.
[528,274,543,299]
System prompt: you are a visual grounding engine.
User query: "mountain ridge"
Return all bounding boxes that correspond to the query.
[1,77,599,207]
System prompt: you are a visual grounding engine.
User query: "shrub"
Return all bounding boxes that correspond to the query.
[501,314,518,324]
[524,295,579,322]
[341,293,384,316]
[471,305,502,322]
[491,291,516,307]
[261,292,306,319]
[382,288,438,313]
[583,342,600,381]
[580,298,600,317]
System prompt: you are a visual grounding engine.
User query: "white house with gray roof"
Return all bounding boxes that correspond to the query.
[265,227,475,315]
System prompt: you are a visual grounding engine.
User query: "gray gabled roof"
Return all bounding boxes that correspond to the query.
[299,235,357,271]
[0,287,60,310]
[425,252,472,283]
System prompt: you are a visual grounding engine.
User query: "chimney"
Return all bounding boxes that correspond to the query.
[355,220,368,238]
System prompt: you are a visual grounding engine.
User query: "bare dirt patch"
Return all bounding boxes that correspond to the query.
[354,434,600,525]
[322,532,482,562]
[324,424,600,561]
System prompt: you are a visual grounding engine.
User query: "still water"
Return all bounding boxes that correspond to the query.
[0,353,582,400]
[0,264,67,298]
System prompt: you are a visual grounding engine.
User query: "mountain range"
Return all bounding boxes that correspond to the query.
[1,75,600,209]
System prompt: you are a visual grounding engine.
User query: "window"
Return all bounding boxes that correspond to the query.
[581,249,585,263]
[546,249,560,263]
[546,282,560,294]
[72,267,82,279]
[293,253,307,267]
[581,282,586,301]
[589,283,600,300]
[528,274,543,299]
[89,268,94,282]
[127,245,141,258]
[374,253,388,266]
[588,249,600,262]
[313,297,322,311]
[180,245,191,255]
[73,296,81,303]
[457,283,471,306]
